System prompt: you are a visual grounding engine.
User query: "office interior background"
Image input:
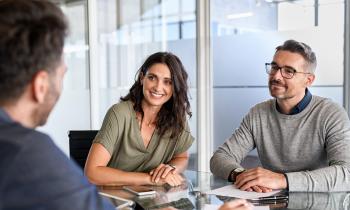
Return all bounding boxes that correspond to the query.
[41,0,349,172]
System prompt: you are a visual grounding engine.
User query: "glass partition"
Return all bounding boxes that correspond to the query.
[96,0,198,169]
[211,0,345,154]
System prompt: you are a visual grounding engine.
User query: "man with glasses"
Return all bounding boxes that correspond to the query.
[210,40,350,192]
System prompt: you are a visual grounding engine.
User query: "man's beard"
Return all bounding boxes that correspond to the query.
[269,79,286,89]
[32,84,60,127]
[268,79,289,99]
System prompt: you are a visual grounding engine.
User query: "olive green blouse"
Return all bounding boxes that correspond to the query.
[93,100,194,172]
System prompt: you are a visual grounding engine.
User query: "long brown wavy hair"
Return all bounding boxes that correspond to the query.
[121,52,191,139]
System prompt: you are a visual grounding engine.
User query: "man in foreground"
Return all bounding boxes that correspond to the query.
[0,0,114,209]
[211,40,350,192]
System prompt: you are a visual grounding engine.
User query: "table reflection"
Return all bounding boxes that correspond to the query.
[98,170,350,210]
[287,192,350,210]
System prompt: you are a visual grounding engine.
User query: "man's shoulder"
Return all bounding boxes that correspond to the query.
[0,125,87,185]
[310,95,346,116]
[249,99,274,113]
[0,121,51,146]
[0,125,61,166]
[0,140,22,176]
[0,128,108,210]
[311,95,343,110]
[0,126,66,185]
[312,95,335,104]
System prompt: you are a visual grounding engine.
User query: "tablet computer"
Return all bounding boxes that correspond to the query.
[123,186,156,196]
[99,192,134,209]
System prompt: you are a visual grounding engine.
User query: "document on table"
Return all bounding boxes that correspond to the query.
[203,204,269,210]
[205,185,281,199]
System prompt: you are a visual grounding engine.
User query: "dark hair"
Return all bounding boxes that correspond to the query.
[121,52,192,139]
[0,0,68,105]
[276,39,317,73]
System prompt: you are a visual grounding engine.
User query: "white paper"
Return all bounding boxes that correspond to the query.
[203,204,269,210]
[205,185,281,199]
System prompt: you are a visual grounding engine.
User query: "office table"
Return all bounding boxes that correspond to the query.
[98,170,350,209]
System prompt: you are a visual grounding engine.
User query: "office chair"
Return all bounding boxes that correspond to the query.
[68,130,98,169]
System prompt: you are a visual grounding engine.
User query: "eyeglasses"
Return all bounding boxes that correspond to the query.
[265,63,311,79]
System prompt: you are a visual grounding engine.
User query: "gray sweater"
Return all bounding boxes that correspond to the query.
[210,96,350,192]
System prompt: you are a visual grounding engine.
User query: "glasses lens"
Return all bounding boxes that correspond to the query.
[281,67,295,79]
[265,63,273,74]
[266,63,279,74]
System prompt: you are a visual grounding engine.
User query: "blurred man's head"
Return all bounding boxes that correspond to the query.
[0,0,68,127]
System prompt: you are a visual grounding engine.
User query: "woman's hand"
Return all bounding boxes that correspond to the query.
[150,163,176,183]
[154,173,184,187]
[163,173,184,186]
[219,199,253,210]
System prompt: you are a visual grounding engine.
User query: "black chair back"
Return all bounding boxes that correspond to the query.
[68,130,98,169]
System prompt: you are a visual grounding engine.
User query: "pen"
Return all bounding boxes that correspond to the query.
[251,200,288,207]
[249,195,288,201]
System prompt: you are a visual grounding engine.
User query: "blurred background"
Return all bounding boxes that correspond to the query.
[41,0,348,171]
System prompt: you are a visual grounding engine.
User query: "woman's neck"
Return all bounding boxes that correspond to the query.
[140,100,161,127]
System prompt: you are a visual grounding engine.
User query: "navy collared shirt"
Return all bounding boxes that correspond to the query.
[276,88,312,115]
[0,108,115,210]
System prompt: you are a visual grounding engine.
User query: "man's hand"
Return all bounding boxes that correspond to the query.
[219,199,253,210]
[150,163,176,183]
[234,167,287,192]
[244,186,272,193]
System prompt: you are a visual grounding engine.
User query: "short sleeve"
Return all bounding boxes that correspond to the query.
[173,121,195,155]
[94,106,121,155]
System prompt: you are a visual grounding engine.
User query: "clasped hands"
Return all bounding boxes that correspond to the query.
[149,163,183,187]
[234,167,287,193]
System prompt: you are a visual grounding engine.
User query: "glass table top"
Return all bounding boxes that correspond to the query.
[98,170,350,210]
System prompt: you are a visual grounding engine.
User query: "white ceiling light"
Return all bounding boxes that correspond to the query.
[227,12,254,20]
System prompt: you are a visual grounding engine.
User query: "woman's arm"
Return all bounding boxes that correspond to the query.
[84,143,154,186]
[168,151,190,173]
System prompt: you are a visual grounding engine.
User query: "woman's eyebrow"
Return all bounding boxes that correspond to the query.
[147,72,171,80]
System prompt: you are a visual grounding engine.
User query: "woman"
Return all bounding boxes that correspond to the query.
[85,52,194,186]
